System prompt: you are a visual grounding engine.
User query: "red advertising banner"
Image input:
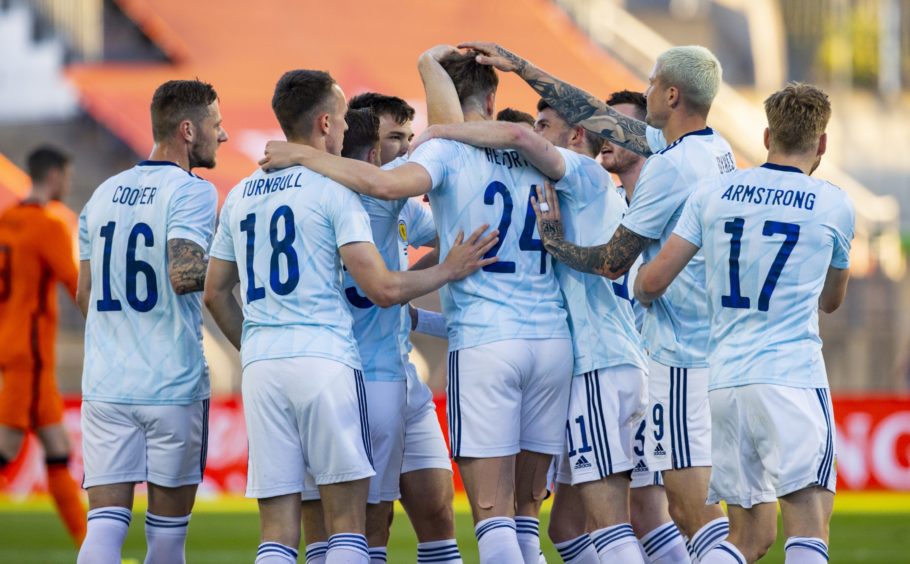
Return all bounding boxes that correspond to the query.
[2,395,908,495]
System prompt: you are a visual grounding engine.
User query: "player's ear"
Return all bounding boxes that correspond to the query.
[667,86,679,109]
[368,146,381,167]
[763,127,770,150]
[179,119,195,143]
[485,91,496,119]
[817,132,827,157]
[318,112,331,136]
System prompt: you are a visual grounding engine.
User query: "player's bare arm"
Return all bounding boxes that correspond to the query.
[419,45,464,125]
[203,257,243,349]
[76,260,91,317]
[460,41,652,157]
[633,233,700,307]
[819,266,850,313]
[531,183,648,279]
[167,238,208,294]
[341,225,498,307]
[259,141,433,200]
[411,121,566,180]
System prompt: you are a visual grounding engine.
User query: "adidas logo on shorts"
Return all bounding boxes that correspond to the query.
[653,443,667,457]
[574,455,592,470]
[632,459,648,474]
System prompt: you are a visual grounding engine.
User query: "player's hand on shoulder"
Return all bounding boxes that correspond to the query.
[531,182,565,243]
[259,140,308,172]
[441,224,500,281]
[458,41,522,73]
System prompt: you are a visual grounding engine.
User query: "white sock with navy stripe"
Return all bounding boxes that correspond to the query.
[689,518,730,562]
[144,512,190,564]
[784,537,829,563]
[591,523,645,563]
[326,533,369,564]
[306,541,328,564]
[515,516,541,564]
[417,539,462,563]
[475,517,522,564]
[554,534,600,564]
[640,522,690,563]
[77,507,132,564]
[256,542,298,563]
[699,541,745,564]
[368,546,387,563]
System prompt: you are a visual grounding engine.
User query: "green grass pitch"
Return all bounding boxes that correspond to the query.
[1,495,909,563]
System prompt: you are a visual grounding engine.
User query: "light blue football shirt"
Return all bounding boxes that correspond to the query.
[209,165,373,370]
[621,127,736,368]
[78,161,217,404]
[396,197,438,360]
[409,139,569,350]
[673,163,855,390]
[555,149,647,375]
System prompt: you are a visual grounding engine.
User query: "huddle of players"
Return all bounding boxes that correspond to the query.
[72,39,853,564]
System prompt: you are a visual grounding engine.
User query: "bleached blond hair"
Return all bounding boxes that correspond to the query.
[655,46,722,115]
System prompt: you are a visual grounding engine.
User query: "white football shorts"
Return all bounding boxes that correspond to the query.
[303,379,406,504]
[81,399,208,488]
[244,357,374,499]
[447,338,573,458]
[401,362,451,474]
[630,416,664,489]
[644,359,711,471]
[555,365,647,485]
[707,384,837,508]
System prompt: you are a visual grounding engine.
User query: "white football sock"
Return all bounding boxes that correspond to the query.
[785,537,829,563]
[689,518,730,562]
[475,517,523,564]
[417,539,463,563]
[255,541,298,563]
[515,516,542,564]
[591,523,645,563]
[699,541,745,564]
[368,546,387,563]
[640,521,691,563]
[326,533,369,564]
[553,534,600,564]
[77,507,132,564]
[144,512,190,564]
[306,541,328,564]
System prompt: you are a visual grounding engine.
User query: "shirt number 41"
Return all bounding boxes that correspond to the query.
[723,217,799,311]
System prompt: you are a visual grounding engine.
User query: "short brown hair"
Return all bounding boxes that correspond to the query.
[272,70,337,140]
[27,145,70,183]
[150,80,218,142]
[496,108,535,127]
[764,82,831,154]
[606,90,647,121]
[349,92,415,125]
[537,98,602,157]
[439,51,498,107]
[341,108,379,161]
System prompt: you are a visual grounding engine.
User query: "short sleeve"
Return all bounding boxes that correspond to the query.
[78,203,91,260]
[647,126,667,153]
[621,156,684,240]
[209,196,235,262]
[330,185,374,248]
[405,199,436,247]
[409,139,458,192]
[829,193,855,269]
[167,180,218,249]
[672,183,707,248]
[554,148,612,205]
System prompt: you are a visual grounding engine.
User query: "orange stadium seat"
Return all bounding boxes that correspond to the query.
[67,0,643,200]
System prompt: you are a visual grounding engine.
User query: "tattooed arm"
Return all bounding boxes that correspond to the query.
[459,41,652,157]
[531,184,647,280]
[167,238,208,294]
